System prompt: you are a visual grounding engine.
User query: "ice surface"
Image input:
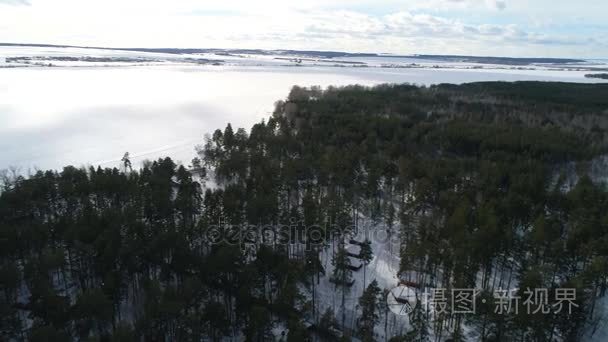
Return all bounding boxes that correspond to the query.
[1,45,606,172]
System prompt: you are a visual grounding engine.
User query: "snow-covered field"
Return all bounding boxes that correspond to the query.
[1,45,606,171]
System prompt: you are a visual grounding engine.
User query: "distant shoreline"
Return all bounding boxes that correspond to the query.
[585,73,608,80]
[0,42,587,65]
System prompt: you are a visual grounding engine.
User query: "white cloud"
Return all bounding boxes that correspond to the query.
[0,0,605,57]
[298,10,583,48]
[0,0,29,5]
[486,0,507,10]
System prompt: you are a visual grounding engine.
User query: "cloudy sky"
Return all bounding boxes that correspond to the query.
[0,0,606,57]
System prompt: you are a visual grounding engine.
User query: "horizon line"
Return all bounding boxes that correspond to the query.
[0,42,599,61]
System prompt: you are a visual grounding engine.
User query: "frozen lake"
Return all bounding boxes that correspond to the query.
[1,47,606,171]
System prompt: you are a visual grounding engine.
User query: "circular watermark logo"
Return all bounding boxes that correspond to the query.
[387,285,418,316]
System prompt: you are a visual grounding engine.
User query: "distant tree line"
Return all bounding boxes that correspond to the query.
[585,73,608,80]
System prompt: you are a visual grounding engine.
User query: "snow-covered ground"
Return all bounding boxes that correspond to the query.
[306,219,410,340]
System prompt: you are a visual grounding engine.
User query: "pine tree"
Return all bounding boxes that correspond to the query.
[359,239,373,294]
[358,280,381,342]
[405,300,429,342]
[332,243,353,331]
[332,244,353,286]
